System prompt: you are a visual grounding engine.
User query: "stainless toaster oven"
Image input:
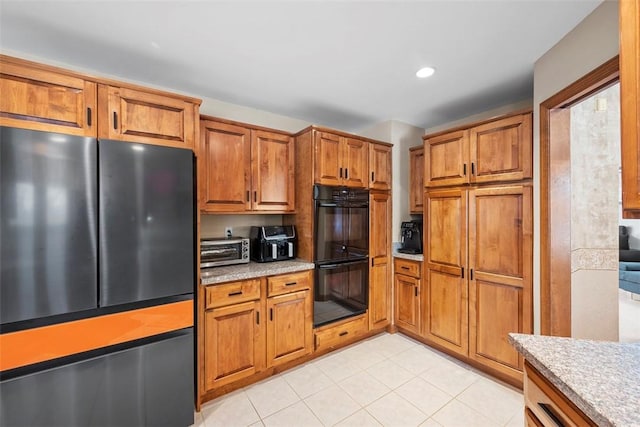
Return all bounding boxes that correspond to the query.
[200,237,250,267]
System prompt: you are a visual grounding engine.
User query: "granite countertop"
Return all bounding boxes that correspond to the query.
[393,250,424,262]
[509,333,640,426]
[201,259,315,285]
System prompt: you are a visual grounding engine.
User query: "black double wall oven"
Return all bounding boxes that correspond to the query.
[313,185,369,327]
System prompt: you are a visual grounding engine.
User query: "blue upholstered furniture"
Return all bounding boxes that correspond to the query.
[620,262,640,294]
[620,226,640,294]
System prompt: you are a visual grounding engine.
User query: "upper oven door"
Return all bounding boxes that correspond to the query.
[315,201,368,262]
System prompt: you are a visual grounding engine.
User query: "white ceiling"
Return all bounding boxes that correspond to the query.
[0,0,603,132]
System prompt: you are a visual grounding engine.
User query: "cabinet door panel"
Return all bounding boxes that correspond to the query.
[424,188,468,355]
[409,147,424,213]
[395,274,420,334]
[425,130,468,187]
[204,301,264,390]
[369,191,391,329]
[315,132,342,186]
[468,185,532,375]
[471,280,522,369]
[424,269,468,353]
[199,120,251,212]
[251,130,295,211]
[369,262,391,329]
[426,189,467,268]
[267,290,312,367]
[343,137,369,188]
[101,86,196,149]
[0,60,97,136]
[620,0,640,216]
[369,143,392,190]
[470,113,532,184]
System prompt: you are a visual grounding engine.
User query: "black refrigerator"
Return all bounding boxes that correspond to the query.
[0,127,195,426]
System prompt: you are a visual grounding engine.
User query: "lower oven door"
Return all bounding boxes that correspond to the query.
[314,259,368,327]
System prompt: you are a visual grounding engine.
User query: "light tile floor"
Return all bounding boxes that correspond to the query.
[193,333,524,427]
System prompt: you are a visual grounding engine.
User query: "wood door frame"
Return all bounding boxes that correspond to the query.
[540,56,619,336]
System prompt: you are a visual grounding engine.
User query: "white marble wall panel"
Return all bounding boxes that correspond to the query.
[570,83,620,269]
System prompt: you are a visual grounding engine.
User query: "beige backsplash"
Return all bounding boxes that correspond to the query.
[201,214,283,239]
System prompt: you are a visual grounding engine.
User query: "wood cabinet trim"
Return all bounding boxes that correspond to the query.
[423,108,533,140]
[294,125,391,147]
[539,56,619,335]
[0,54,201,105]
[620,0,640,216]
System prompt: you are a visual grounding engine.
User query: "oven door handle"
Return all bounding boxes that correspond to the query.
[317,202,338,207]
[318,259,368,269]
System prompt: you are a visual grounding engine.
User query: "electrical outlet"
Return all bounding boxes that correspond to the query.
[225,227,233,238]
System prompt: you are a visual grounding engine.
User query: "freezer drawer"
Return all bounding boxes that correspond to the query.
[0,329,194,427]
[99,139,194,307]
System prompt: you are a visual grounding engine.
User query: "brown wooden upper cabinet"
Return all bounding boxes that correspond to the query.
[0,55,201,148]
[199,117,295,213]
[369,142,392,190]
[424,112,532,188]
[315,131,369,188]
[409,146,424,213]
[0,55,97,137]
[98,85,198,150]
[620,0,640,218]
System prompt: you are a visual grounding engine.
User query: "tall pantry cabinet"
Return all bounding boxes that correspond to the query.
[422,111,533,384]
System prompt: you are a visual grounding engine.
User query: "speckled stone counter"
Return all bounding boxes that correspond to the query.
[393,251,424,262]
[201,259,315,285]
[509,333,640,426]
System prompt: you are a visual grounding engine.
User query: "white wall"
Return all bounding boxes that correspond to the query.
[532,0,619,336]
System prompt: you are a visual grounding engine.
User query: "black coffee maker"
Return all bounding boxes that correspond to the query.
[399,220,423,254]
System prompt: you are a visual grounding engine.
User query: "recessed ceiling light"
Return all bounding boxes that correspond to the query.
[416,67,435,78]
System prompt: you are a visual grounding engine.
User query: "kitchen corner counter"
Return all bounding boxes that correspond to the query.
[393,251,424,262]
[201,260,315,285]
[509,333,640,427]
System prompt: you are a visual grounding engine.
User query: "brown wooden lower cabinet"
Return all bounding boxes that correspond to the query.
[204,299,264,390]
[202,271,313,396]
[266,289,313,367]
[421,184,533,383]
[523,362,595,426]
[394,258,421,335]
[314,314,369,352]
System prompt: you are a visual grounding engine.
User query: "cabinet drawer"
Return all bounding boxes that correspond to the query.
[524,362,595,427]
[267,270,311,297]
[314,314,368,352]
[205,279,261,309]
[394,258,421,278]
